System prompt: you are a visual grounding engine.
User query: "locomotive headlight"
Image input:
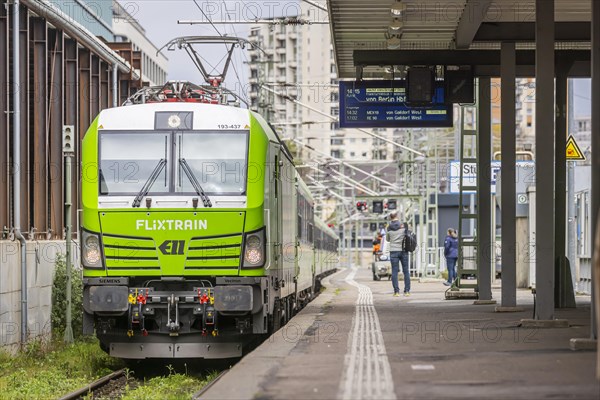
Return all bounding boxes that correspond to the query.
[245,248,262,264]
[246,235,260,249]
[242,227,265,268]
[82,230,103,269]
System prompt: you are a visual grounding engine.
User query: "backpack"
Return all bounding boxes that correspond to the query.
[403,230,418,252]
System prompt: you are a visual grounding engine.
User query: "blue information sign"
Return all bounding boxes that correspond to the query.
[339,80,453,128]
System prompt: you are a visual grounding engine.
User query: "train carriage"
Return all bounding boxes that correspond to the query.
[81,82,338,359]
[314,219,340,278]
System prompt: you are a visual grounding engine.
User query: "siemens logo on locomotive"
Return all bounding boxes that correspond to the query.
[135,219,208,231]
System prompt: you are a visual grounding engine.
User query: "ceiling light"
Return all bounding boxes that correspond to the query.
[387,36,402,50]
[389,19,404,35]
[390,1,407,17]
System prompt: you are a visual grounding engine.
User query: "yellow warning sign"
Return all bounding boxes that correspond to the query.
[566,135,585,161]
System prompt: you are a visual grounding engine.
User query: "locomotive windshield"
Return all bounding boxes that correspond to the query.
[176,132,247,195]
[99,132,170,195]
[98,130,248,196]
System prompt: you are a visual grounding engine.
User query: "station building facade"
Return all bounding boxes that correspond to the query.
[0,0,168,351]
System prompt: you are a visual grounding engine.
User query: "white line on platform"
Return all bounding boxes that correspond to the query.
[411,364,435,371]
[407,299,442,304]
[338,268,396,400]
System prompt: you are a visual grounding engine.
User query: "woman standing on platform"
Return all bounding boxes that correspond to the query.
[443,228,459,286]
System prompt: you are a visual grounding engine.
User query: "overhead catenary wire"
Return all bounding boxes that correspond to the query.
[355,161,398,188]
[271,120,333,126]
[302,153,378,195]
[306,162,379,196]
[300,0,329,13]
[305,175,350,204]
[261,85,426,157]
[193,0,223,38]
[293,139,402,191]
[192,0,250,104]
[220,0,251,105]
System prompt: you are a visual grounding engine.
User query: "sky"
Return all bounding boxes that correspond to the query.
[121,0,592,117]
[117,0,306,103]
[572,79,591,117]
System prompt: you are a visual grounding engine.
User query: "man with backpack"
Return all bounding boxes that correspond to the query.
[386,213,414,297]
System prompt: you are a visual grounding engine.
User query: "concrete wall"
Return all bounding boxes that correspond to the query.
[0,240,74,353]
[515,217,530,288]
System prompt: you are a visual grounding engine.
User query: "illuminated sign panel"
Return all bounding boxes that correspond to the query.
[339,80,453,128]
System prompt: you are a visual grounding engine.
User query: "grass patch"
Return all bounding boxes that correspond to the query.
[121,368,219,400]
[0,338,123,399]
[52,254,84,341]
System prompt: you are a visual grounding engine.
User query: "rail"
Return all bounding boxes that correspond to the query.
[58,369,126,400]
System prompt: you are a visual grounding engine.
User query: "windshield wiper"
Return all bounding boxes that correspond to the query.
[179,158,212,207]
[132,159,167,208]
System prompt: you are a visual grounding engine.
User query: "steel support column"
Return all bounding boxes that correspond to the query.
[535,0,555,320]
[501,42,516,307]
[555,70,567,262]
[100,61,109,110]
[78,49,90,139]
[478,77,492,300]
[119,75,130,105]
[554,61,575,308]
[112,65,118,107]
[0,6,8,232]
[48,29,64,237]
[18,7,28,233]
[31,17,47,235]
[591,0,600,340]
[90,55,100,119]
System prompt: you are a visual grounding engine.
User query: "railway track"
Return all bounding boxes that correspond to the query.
[57,273,331,399]
[59,369,130,400]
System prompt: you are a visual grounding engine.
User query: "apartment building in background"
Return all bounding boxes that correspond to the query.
[248,20,301,139]
[248,4,397,164]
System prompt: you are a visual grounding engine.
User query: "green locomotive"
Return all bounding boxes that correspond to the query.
[81,82,338,359]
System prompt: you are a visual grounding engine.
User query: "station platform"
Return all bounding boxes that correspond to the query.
[200,266,600,400]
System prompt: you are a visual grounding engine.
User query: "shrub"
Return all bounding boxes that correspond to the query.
[51,254,84,340]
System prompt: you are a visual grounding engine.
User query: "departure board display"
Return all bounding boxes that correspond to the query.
[339,80,453,128]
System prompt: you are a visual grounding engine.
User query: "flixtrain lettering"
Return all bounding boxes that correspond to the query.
[135,219,208,231]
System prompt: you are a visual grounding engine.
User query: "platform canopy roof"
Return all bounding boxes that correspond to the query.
[327,0,592,79]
